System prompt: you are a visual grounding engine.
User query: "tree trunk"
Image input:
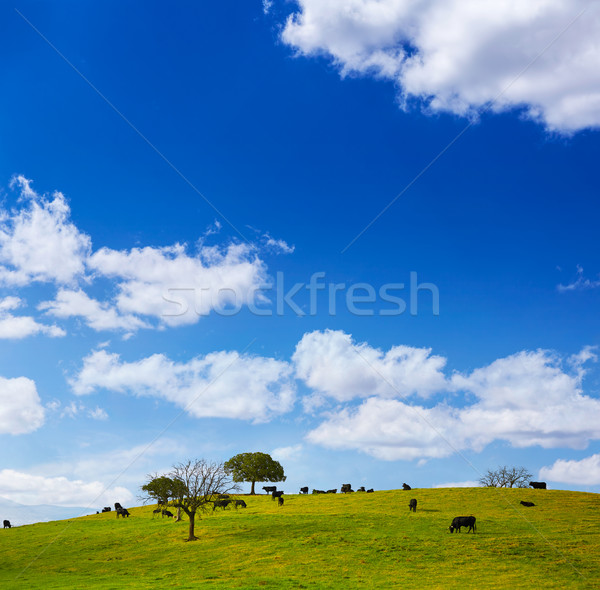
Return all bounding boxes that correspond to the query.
[187,511,198,541]
[250,480,255,495]
[175,506,182,522]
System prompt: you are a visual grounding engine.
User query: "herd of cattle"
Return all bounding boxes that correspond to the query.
[2,481,547,532]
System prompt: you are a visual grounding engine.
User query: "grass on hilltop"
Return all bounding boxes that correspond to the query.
[1,487,599,589]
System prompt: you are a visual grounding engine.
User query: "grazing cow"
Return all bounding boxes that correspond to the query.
[312,489,325,494]
[408,499,417,512]
[152,508,162,517]
[213,499,232,511]
[357,487,365,492]
[116,507,130,518]
[272,490,284,500]
[403,483,412,491]
[449,516,476,533]
[3,520,11,529]
[341,484,353,493]
[366,489,374,493]
[278,496,284,507]
[263,486,277,494]
[102,507,111,513]
[162,510,174,518]
[235,500,247,509]
[530,481,547,490]
[326,489,337,494]
[300,487,309,494]
[520,501,535,507]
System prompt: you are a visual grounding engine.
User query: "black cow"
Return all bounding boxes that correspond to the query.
[366,489,374,493]
[312,489,325,494]
[114,502,123,511]
[530,481,547,489]
[278,496,284,507]
[356,487,365,492]
[263,486,277,494]
[403,483,411,491]
[3,520,11,529]
[520,501,535,507]
[326,489,337,494]
[102,507,111,513]
[213,499,232,511]
[272,490,284,500]
[341,484,353,493]
[116,507,130,518]
[152,508,162,517]
[235,499,247,508]
[300,487,309,494]
[408,499,417,512]
[449,516,476,533]
[162,509,174,518]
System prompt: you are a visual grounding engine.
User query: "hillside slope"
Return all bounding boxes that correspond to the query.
[1,488,598,589]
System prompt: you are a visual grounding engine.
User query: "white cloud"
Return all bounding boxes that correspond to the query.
[282,0,600,132]
[37,439,185,491]
[302,337,600,460]
[1,178,281,334]
[0,296,21,313]
[432,481,480,488]
[263,0,273,15]
[306,397,463,460]
[0,469,133,507]
[453,349,600,450]
[540,454,600,485]
[0,376,45,435]
[88,242,269,326]
[88,407,108,420]
[0,297,65,339]
[0,176,91,285]
[70,348,295,423]
[0,314,65,339]
[39,289,149,333]
[557,265,600,292]
[293,329,448,401]
[264,235,295,254]
[272,444,304,461]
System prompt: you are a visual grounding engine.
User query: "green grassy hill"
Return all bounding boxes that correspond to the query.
[1,488,599,589]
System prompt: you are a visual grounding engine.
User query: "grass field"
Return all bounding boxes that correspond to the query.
[1,487,599,589]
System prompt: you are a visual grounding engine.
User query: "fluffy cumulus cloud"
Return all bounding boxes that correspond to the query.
[0,376,46,434]
[0,296,65,339]
[71,349,295,423]
[0,469,133,507]
[540,454,600,485]
[298,332,600,461]
[87,242,268,327]
[293,329,448,401]
[306,397,463,460]
[0,176,91,285]
[282,0,600,132]
[0,177,274,335]
[39,289,149,333]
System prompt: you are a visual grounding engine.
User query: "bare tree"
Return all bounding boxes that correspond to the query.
[479,465,532,488]
[170,459,239,541]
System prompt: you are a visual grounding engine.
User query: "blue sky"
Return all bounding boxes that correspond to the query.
[1,1,600,513]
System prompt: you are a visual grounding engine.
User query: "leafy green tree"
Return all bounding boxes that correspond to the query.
[479,465,532,488]
[224,452,286,495]
[140,474,176,508]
